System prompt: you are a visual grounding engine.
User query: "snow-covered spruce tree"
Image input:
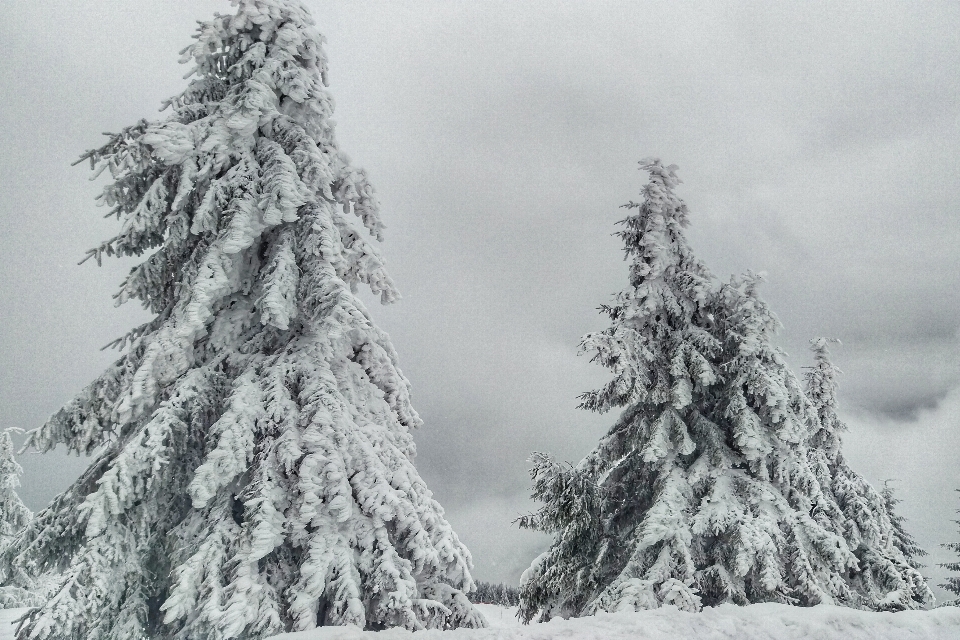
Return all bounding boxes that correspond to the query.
[804,339,931,610]
[881,481,926,570]
[940,490,960,606]
[517,159,718,620]
[0,430,39,608]
[517,160,931,623]
[0,431,31,553]
[0,2,484,638]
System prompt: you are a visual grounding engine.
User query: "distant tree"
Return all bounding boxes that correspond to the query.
[881,481,927,570]
[469,582,487,603]
[468,581,519,607]
[804,339,931,610]
[939,490,960,606]
[517,160,933,623]
[0,2,483,638]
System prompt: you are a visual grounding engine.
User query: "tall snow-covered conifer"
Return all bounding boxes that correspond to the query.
[0,2,483,638]
[517,160,932,622]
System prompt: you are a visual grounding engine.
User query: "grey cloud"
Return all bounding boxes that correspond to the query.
[871,393,951,424]
[834,336,960,422]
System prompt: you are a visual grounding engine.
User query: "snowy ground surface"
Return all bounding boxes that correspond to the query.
[268,604,960,640]
[2,604,959,639]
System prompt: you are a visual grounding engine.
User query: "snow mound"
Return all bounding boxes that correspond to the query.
[267,603,960,640]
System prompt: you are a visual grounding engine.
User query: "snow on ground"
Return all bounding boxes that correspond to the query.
[268,604,960,640]
[1,603,958,639]
[471,604,524,628]
[0,609,28,640]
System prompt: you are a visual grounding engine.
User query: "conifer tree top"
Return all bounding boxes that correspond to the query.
[579,158,714,415]
[29,0,400,454]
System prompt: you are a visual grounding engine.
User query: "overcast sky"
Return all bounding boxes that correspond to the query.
[1,0,959,600]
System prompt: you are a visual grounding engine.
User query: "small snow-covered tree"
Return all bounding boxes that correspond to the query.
[0,431,31,553]
[517,160,932,623]
[804,338,931,611]
[0,430,38,609]
[0,2,483,638]
[881,481,926,570]
[941,490,960,606]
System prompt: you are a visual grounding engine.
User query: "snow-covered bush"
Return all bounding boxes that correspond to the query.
[0,1,483,637]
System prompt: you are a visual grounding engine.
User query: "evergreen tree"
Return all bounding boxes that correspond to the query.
[0,2,483,638]
[804,339,931,610]
[881,481,926,570]
[467,582,519,607]
[470,582,486,603]
[0,431,31,554]
[939,490,960,605]
[517,160,932,622]
[0,430,38,608]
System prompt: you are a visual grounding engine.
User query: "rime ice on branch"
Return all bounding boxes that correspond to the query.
[517,160,931,623]
[0,2,483,638]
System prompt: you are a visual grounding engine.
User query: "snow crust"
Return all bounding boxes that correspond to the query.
[266,604,960,640]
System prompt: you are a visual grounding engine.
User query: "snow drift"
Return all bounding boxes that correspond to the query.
[265,603,960,640]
